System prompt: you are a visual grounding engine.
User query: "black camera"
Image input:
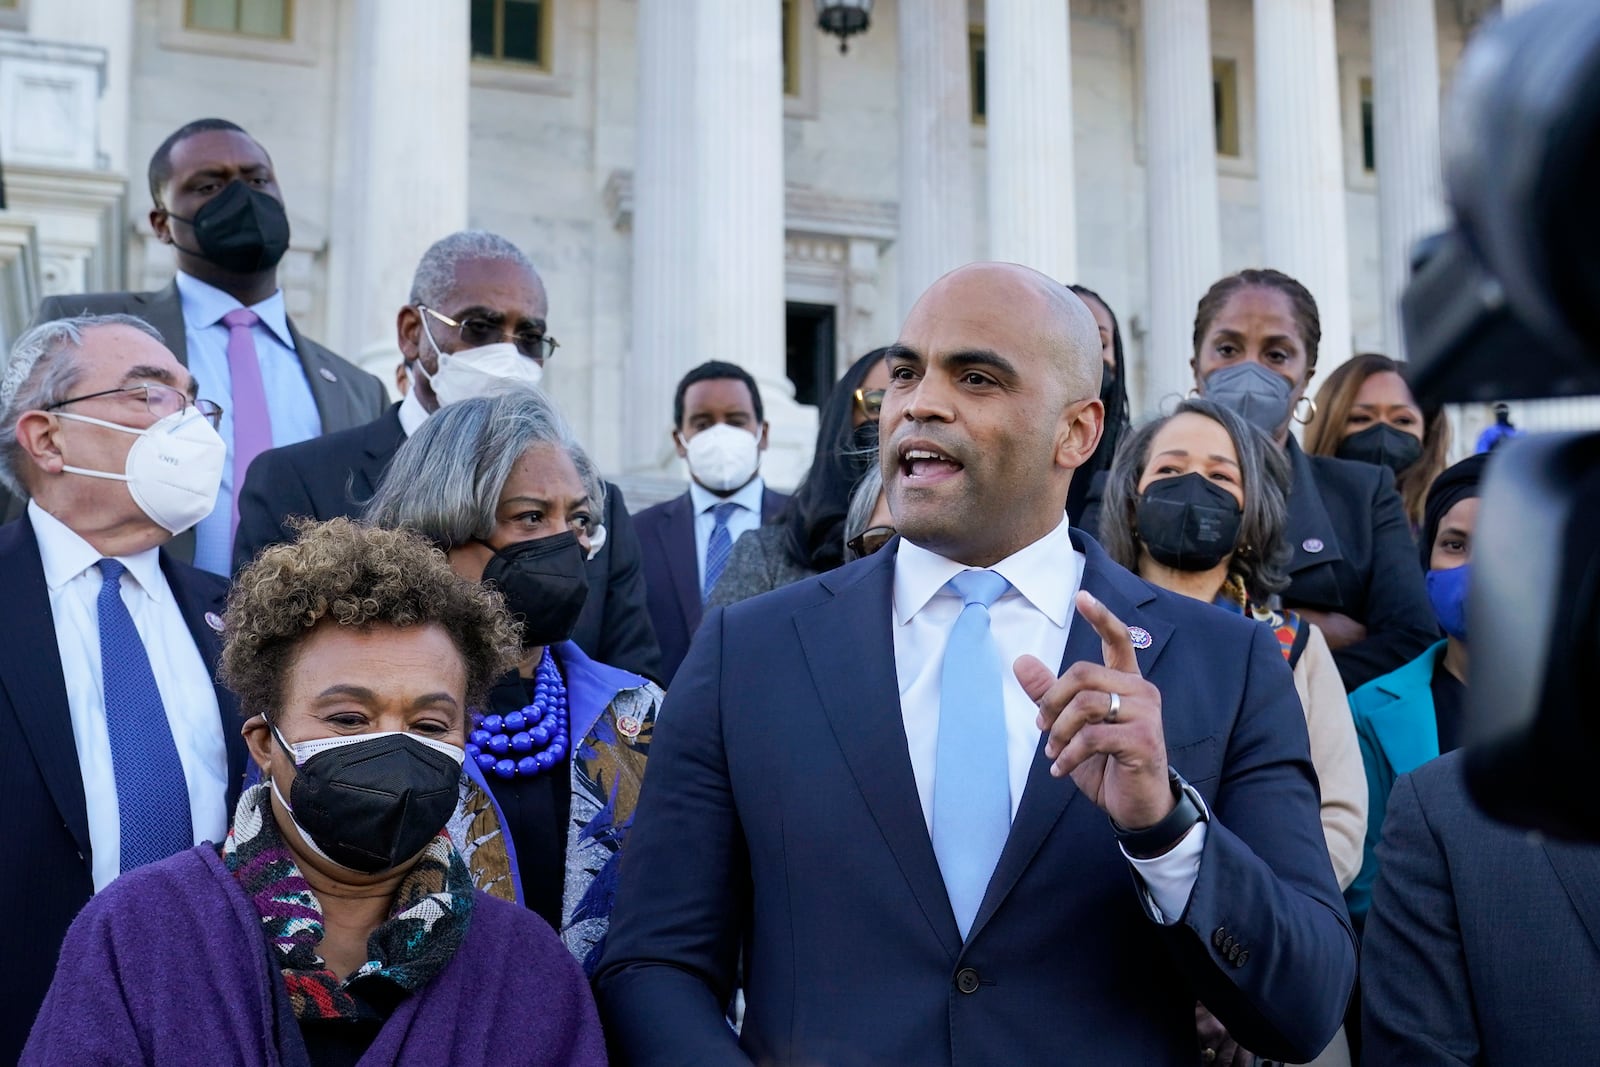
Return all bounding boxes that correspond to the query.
[1403,0,1600,841]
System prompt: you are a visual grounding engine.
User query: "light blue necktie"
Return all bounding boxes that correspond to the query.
[702,501,741,602]
[932,570,1013,940]
[96,559,192,873]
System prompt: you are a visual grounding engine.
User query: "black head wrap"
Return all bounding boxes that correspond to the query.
[1420,453,1489,569]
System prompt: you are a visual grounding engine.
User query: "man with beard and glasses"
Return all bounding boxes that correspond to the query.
[20,118,386,575]
[597,263,1355,1067]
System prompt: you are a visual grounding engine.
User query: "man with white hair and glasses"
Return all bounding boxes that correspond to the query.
[0,314,246,1061]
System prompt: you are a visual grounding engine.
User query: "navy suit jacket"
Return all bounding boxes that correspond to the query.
[1362,750,1600,1062]
[0,516,246,1061]
[597,530,1356,1066]
[633,485,789,685]
[232,405,663,683]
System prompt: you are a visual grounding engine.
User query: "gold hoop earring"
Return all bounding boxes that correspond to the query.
[1293,396,1317,424]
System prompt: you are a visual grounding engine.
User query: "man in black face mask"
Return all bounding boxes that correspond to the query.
[23,118,387,576]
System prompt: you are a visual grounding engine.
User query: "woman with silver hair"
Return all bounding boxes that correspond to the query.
[1098,397,1365,1067]
[364,389,662,977]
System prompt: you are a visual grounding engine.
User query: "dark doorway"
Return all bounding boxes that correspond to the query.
[786,302,837,408]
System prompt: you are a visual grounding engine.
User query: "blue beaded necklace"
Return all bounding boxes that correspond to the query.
[466,650,570,779]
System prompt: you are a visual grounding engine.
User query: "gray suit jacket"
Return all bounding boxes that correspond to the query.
[1362,749,1600,1063]
[11,281,388,563]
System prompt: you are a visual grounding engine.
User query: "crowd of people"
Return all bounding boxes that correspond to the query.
[2,116,1592,1067]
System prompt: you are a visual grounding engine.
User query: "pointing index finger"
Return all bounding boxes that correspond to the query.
[1075,589,1140,676]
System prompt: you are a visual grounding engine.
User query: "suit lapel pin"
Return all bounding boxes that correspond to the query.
[1302,538,1325,554]
[1127,626,1153,650]
[318,367,338,383]
[204,611,225,633]
[616,714,643,739]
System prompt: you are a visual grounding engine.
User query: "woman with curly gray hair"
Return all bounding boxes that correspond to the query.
[22,518,605,1066]
[1099,399,1365,1067]
[364,388,664,977]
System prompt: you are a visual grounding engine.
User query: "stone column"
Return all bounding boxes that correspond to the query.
[27,0,134,174]
[325,0,469,384]
[1141,0,1221,412]
[689,0,813,489]
[624,0,699,473]
[1253,0,1353,368]
[985,0,1076,281]
[1371,0,1445,357]
[896,0,974,319]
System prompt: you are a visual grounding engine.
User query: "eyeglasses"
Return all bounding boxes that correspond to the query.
[47,383,224,429]
[418,305,560,362]
[847,525,896,558]
[854,387,885,422]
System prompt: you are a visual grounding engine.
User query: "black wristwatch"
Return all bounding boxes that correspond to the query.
[1111,769,1209,859]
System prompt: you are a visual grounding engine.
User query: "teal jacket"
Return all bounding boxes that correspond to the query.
[1345,639,1449,922]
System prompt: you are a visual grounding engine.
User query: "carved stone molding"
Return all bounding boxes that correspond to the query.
[603,169,897,244]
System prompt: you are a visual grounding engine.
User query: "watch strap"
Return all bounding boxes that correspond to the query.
[1112,769,1208,859]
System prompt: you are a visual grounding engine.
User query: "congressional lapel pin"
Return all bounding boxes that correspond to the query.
[204,611,225,634]
[1127,626,1153,650]
[616,714,643,739]
[318,367,338,383]
[1302,538,1325,554]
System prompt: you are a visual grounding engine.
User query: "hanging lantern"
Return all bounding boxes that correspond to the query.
[815,0,873,55]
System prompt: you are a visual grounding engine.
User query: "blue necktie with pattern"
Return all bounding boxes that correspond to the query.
[932,570,1013,939]
[702,501,741,602]
[96,559,192,873]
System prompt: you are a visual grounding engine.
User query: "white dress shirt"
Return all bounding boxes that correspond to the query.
[397,383,429,438]
[29,503,230,892]
[175,270,323,576]
[689,476,767,587]
[891,516,1204,924]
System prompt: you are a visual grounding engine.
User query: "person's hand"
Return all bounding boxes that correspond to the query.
[1195,1001,1256,1066]
[1294,608,1366,650]
[1015,590,1175,831]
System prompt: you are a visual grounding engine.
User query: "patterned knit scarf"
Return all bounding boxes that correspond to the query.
[223,783,475,1021]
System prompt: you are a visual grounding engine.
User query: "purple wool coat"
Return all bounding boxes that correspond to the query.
[21,845,607,1066]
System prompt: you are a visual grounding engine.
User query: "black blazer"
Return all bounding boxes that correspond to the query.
[19,282,389,564]
[232,406,663,683]
[1081,439,1437,690]
[598,531,1356,1066]
[0,516,245,1061]
[1279,439,1439,689]
[633,485,789,685]
[1362,750,1600,1062]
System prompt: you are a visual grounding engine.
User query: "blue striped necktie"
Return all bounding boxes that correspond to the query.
[932,569,1013,939]
[96,559,192,873]
[702,501,741,601]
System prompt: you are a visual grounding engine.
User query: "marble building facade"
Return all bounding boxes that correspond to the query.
[0,0,1584,500]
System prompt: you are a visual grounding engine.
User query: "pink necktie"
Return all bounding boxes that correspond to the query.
[222,307,271,534]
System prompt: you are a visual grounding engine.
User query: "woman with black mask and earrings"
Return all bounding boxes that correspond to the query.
[1303,353,1451,532]
[364,390,664,977]
[1189,269,1439,691]
[22,519,606,1066]
[1099,399,1365,1067]
[1064,284,1131,527]
[707,347,889,607]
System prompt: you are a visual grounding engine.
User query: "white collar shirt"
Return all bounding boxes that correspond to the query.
[890,515,1203,924]
[29,502,229,892]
